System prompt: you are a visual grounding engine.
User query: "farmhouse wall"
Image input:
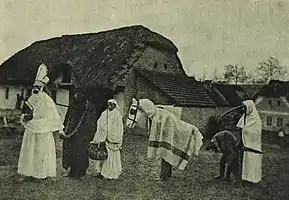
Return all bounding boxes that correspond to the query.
[55,88,70,121]
[256,96,289,113]
[122,70,137,122]
[135,75,170,105]
[181,106,233,136]
[258,111,289,132]
[134,47,185,75]
[255,96,289,132]
[0,85,28,109]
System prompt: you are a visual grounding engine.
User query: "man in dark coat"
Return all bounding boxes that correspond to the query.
[61,92,97,179]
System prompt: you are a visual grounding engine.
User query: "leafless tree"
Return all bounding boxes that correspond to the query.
[255,57,287,83]
[223,64,251,84]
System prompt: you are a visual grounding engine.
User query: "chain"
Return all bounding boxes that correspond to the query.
[107,109,108,140]
[64,100,89,138]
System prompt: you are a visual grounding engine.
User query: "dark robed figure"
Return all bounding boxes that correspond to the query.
[61,92,97,178]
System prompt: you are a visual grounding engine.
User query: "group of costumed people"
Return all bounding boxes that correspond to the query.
[17,63,124,181]
[17,63,263,185]
[61,96,123,180]
[132,98,262,183]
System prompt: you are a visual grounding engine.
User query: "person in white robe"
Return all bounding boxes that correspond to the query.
[18,63,64,181]
[237,100,262,184]
[91,99,123,179]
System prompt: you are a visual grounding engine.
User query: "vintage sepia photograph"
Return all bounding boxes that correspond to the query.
[0,0,289,199]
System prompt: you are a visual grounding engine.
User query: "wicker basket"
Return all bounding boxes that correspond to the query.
[87,142,108,160]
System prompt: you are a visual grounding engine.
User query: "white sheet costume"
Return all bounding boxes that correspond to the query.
[91,99,124,179]
[18,64,64,179]
[237,100,262,183]
[138,99,203,170]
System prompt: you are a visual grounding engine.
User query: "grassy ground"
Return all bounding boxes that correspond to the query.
[0,130,289,200]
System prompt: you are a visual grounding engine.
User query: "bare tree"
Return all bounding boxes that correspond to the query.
[255,57,287,83]
[223,64,251,84]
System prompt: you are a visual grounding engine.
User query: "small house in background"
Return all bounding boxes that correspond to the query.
[254,80,289,133]
[0,25,186,123]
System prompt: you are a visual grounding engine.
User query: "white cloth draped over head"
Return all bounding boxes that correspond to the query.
[237,100,262,152]
[138,98,203,170]
[139,99,157,118]
[93,99,123,149]
[17,65,62,180]
[24,92,64,133]
[33,63,50,86]
[237,100,262,183]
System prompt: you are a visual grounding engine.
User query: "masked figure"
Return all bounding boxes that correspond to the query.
[18,63,64,181]
[237,100,262,184]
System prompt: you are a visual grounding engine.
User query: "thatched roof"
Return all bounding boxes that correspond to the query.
[0,25,182,90]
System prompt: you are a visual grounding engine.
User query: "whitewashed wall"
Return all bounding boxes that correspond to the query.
[0,85,27,109]
[0,84,69,123]
[113,91,125,116]
[55,88,70,122]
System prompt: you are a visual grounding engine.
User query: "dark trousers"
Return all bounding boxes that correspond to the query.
[69,155,89,178]
[160,159,172,180]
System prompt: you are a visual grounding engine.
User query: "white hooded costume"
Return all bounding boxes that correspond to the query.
[18,63,64,179]
[237,100,262,183]
[91,99,124,179]
[138,99,203,170]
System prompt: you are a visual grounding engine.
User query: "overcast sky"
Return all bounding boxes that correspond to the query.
[1,0,289,78]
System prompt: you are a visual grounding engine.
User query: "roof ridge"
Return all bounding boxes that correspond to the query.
[135,68,189,78]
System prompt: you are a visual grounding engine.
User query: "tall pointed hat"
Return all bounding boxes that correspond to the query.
[33,63,49,86]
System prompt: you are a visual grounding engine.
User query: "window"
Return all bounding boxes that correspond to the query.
[268,100,272,106]
[62,68,71,83]
[21,88,25,97]
[26,88,32,98]
[277,118,283,126]
[266,117,272,126]
[5,87,9,99]
[277,101,281,106]
[51,90,57,102]
[153,62,157,69]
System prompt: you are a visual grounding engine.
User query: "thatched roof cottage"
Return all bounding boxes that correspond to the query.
[0,25,191,122]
